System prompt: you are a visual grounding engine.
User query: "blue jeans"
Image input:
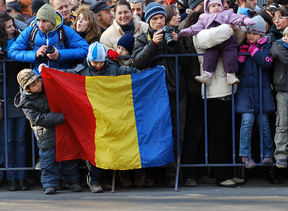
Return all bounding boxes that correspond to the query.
[0,117,27,180]
[239,113,273,157]
[41,147,61,190]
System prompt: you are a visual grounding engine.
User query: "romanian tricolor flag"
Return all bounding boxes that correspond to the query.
[41,65,174,170]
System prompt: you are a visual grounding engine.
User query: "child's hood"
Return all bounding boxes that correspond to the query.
[204,0,225,14]
[14,87,41,109]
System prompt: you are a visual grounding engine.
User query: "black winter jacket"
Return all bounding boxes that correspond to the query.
[270,40,288,92]
[65,59,139,76]
[133,27,187,95]
[14,87,65,150]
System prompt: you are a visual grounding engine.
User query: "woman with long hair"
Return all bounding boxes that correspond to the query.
[73,6,102,44]
[0,13,29,191]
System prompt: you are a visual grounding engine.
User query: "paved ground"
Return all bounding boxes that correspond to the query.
[1,175,288,211]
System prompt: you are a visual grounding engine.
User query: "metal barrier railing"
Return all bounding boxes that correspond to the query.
[0,53,276,192]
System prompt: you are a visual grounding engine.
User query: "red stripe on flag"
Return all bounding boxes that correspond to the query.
[41,66,96,166]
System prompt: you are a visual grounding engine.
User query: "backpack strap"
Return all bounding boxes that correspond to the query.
[58,26,67,48]
[29,25,67,49]
[29,26,38,49]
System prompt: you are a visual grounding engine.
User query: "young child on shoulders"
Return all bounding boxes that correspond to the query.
[14,69,65,195]
[179,0,255,85]
[270,26,288,168]
[236,15,274,169]
[116,34,135,67]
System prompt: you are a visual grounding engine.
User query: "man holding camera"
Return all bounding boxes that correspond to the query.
[8,3,88,75]
[133,2,187,188]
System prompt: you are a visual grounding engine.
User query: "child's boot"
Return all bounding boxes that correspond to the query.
[195,71,212,85]
[227,73,240,85]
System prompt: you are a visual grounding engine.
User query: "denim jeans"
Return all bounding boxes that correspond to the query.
[239,113,273,157]
[41,147,61,190]
[0,117,27,180]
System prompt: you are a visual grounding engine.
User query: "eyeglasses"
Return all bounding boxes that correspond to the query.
[273,16,288,21]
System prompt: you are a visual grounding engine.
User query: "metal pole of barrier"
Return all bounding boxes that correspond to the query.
[204,85,208,165]
[175,55,180,192]
[231,85,236,164]
[3,60,8,171]
[259,67,263,163]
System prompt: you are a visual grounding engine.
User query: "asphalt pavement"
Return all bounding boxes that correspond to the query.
[1,175,288,211]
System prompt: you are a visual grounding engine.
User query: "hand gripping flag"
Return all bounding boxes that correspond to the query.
[41,65,174,170]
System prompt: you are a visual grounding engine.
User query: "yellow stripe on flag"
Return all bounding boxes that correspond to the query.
[85,75,142,170]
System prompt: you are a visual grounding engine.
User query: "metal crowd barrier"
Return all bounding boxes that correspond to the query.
[0,54,277,192]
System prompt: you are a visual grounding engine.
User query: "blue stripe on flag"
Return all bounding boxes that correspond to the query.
[131,65,174,168]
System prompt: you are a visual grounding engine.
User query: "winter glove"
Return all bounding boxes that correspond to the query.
[248,45,258,56]
[243,18,256,25]
[179,28,193,37]
[107,49,120,60]
[238,45,249,63]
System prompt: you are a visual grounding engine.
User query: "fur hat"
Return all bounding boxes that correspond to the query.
[145,2,166,24]
[17,69,40,90]
[36,4,56,26]
[188,0,203,10]
[87,42,107,62]
[117,34,135,55]
[245,15,266,36]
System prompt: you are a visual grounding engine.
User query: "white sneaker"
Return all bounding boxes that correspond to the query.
[227,74,240,85]
[195,72,212,85]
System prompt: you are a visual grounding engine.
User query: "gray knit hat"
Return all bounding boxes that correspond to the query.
[284,26,288,34]
[36,4,56,25]
[17,69,41,90]
[188,0,203,10]
[245,16,266,36]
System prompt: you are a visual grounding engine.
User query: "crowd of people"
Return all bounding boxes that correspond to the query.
[0,0,288,194]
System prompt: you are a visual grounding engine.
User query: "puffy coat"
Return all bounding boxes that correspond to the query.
[133,27,187,95]
[236,37,275,113]
[193,24,245,98]
[100,15,148,51]
[270,40,288,92]
[14,87,65,150]
[266,24,283,43]
[64,59,140,76]
[8,12,89,75]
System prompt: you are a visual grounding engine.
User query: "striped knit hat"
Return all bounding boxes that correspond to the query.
[87,42,107,62]
[145,3,166,24]
[36,4,56,26]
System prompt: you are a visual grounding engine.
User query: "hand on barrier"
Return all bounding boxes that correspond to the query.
[238,45,249,63]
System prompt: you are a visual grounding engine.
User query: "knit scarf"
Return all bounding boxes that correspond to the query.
[280,38,288,49]
[119,19,135,35]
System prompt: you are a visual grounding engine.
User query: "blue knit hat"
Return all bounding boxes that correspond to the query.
[87,42,107,62]
[144,3,166,24]
[117,34,135,55]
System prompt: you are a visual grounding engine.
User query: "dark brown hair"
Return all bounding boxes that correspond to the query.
[0,13,19,48]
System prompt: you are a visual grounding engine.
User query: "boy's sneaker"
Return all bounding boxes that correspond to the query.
[35,157,42,170]
[242,156,256,169]
[227,74,240,85]
[44,187,56,195]
[263,157,273,164]
[195,72,211,85]
[90,183,103,193]
[68,183,82,192]
[276,159,287,168]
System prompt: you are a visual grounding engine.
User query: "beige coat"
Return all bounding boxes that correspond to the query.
[100,15,148,51]
[193,24,245,99]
